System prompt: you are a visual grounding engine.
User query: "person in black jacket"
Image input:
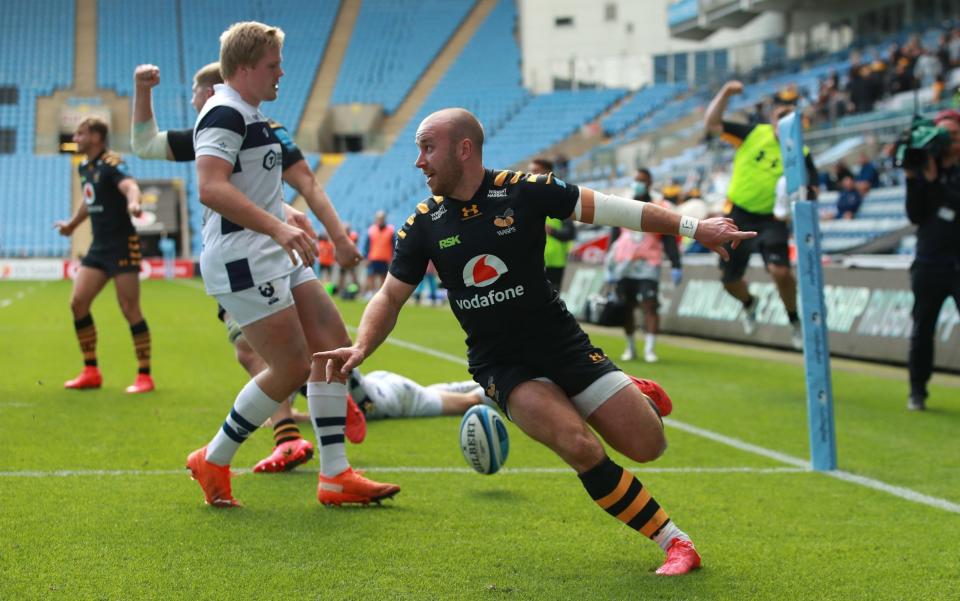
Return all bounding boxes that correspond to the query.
[903,109,960,411]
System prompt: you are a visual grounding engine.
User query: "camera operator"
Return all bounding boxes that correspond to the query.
[903,109,960,411]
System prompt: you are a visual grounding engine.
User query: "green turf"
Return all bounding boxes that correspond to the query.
[0,280,957,600]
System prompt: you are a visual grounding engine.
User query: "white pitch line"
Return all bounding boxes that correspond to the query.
[824,470,960,513]
[365,329,960,514]
[0,283,43,309]
[0,466,808,478]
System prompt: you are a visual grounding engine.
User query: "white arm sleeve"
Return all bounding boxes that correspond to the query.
[131,118,169,160]
[573,189,645,230]
[574,188,700,237]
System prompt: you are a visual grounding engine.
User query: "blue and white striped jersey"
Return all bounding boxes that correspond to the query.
[194,83,296,295]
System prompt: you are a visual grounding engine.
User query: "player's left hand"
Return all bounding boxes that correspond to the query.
[313,346,365,383]
[333,237,363,269]
[127,201,142,218]
[694,217,757,261]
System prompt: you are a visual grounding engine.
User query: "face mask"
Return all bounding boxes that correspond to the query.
[633,182,648,197]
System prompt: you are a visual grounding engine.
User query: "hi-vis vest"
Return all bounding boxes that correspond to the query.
[727,123,782,214]
[544,217,571,268]
[367,224,395,262]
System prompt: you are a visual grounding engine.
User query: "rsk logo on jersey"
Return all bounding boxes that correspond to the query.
[456,254,525,311]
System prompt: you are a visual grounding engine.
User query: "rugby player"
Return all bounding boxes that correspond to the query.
[55,117,154,394]
[130,62,366,472]
[317,108,755,575]
[183,21,398,507]
[347,369,672,423]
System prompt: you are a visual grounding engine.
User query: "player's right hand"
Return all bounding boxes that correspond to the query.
[271,221,317,267]
[313,346,365,383]
[333,236,363,269]
[724,80,744,96]
[53,220,74,236]
[134,64,160,88]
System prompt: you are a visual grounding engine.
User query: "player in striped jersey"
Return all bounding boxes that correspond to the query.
[181,21,398,507]
[131,62,367,473]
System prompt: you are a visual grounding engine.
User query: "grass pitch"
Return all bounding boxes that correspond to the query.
[0,279,957,600]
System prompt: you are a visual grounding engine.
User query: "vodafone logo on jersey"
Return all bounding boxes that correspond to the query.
[456,254,525,311]
[463,254,508,288]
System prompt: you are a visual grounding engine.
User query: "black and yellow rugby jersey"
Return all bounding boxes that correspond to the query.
[78,149,136,245]
[390,168,580,348]
[168,120,305,170]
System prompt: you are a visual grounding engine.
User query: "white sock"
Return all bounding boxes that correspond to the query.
[206,379,279,466]
[308,381,350,477]
[645,334,656,355]
[625,335,636,352]
[652,521,690,552]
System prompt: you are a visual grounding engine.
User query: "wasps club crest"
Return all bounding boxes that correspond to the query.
[494,209,516,237]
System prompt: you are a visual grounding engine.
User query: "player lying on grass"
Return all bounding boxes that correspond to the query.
[312,369,673,424]
[131,61,366,474]
[318,108,755,575]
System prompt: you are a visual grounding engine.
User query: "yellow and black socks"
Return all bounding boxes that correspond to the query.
[578,456,688,552]
[273,418,303,446]
[130,320,151,375]
[74,314,97,367]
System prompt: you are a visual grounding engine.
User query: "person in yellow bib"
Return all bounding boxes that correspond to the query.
[704,81,819,349]
[529,158,575,290]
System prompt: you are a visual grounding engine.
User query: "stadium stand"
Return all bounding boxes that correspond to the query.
[0,0,75,256]
[1,0,952,262]
[330,0,475,114]
[324,0,624,240]
[0,155,72,257]
[601,84,687,137]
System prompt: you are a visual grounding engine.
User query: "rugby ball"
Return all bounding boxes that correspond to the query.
[459,405,509,474]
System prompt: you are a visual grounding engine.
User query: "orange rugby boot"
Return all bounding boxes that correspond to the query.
[317,467,399,506]
[252,438,315,473]
[125,373,155,394]
[655,538,702,576]
[345,395,367,444]
[186,446,240,508]
[64,366,102,390]
[629,375,673,418]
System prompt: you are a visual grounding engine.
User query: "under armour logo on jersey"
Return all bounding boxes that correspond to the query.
[461,204,481,220]
[588,352,606,363]
[258,283,275,298]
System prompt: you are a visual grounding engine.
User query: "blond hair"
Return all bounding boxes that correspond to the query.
[219,21,285,80]
[193,61,224,89]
